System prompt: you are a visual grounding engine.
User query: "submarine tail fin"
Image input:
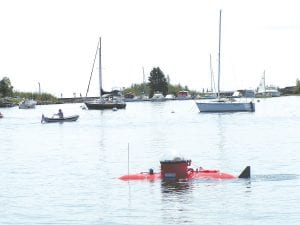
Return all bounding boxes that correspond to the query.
[238,166,251,178]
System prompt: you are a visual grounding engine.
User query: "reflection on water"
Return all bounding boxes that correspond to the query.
[216,114,226,151]
[253,174,298,182]
[161,181,192,194]
[160,181,194,224]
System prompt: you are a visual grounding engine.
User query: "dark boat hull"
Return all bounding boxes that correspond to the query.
[42,115,79,123]
[84,102,126,110]
[0,102,16,108]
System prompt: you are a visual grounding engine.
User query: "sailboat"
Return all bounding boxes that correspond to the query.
[196,10,255,112]
[200,54,217,99]
[84,37,126,110]
[256,71,280,97]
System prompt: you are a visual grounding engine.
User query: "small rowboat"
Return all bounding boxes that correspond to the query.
[41,114,79,123]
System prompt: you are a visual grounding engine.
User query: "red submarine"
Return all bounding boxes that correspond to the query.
[119,158,250,181]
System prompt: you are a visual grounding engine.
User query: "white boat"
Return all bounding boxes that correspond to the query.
[176,91,192,100]
[199,94,217,99]
[197,99,255,112]
[19,99,37,109]
[165,94,175,100]
[264,89,280,97]
[200,55,217,99]
[196,10,255,113]
[151,93,166,102]
[256,71,280,97]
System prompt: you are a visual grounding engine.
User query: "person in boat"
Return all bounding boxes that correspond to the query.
[56,109,64,119]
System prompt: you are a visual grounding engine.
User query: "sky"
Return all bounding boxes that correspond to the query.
[1,0,300,97]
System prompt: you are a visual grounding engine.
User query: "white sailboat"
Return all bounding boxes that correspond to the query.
[256,70,280,97]
[200,54,217,99]
[196,10,255,112]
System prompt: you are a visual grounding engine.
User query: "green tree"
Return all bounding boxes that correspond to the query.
[124,83,150,97]
[148,67,168,97]
[0,77,13,97]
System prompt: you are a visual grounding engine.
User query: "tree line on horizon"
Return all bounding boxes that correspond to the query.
[1,70,300,100]
[0,76,58,103]
[124,67,198,98]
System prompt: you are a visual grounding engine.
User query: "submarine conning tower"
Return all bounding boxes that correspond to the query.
[160,157,191,180]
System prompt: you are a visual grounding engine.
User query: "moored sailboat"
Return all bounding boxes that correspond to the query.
[255,70,280,97]
[84,37,126,110]
[196,10,255,112]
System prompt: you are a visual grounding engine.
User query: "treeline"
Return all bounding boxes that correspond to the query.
[13,91,60,103]
[124,67,198,97]
[124,83,198,97]
[0,76,59,104]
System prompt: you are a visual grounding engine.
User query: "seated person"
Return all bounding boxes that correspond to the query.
[56,109,64,118]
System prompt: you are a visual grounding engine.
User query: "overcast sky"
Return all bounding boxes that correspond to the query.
[1,0,300,97]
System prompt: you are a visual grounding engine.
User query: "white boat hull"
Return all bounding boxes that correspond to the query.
[19,99,37,109]
[196,101,255,112]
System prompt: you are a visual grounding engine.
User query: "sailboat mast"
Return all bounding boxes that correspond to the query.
[142,67,146,94]
[217,10,222,100]
[142,67,145,84]
[99,37,102,100]
[263,70,266,93]
[209,54,213,92]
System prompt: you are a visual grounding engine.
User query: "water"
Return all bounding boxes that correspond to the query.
[0,96,299,225]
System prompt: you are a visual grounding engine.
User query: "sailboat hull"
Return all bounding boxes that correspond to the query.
[85,101,126,110]
[196,101,255,112]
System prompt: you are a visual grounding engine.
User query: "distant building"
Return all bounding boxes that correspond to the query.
[236,90,255,98]
[279,86,297,95]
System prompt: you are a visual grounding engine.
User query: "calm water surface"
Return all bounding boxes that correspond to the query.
[0,96,299,224]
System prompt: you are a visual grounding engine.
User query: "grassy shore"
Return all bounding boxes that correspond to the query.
[0,92,62,106]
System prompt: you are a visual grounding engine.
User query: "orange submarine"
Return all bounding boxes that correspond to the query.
[119,158,250,181]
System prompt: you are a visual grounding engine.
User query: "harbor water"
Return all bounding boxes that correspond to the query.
[0,96,299,224]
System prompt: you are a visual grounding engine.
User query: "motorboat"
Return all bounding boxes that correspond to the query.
[165,94,175,100]
[176,91,192,100]
[19,99,37,109]
[151,93,166,102]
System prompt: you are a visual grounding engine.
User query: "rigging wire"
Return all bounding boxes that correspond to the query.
[85,39,100,97]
